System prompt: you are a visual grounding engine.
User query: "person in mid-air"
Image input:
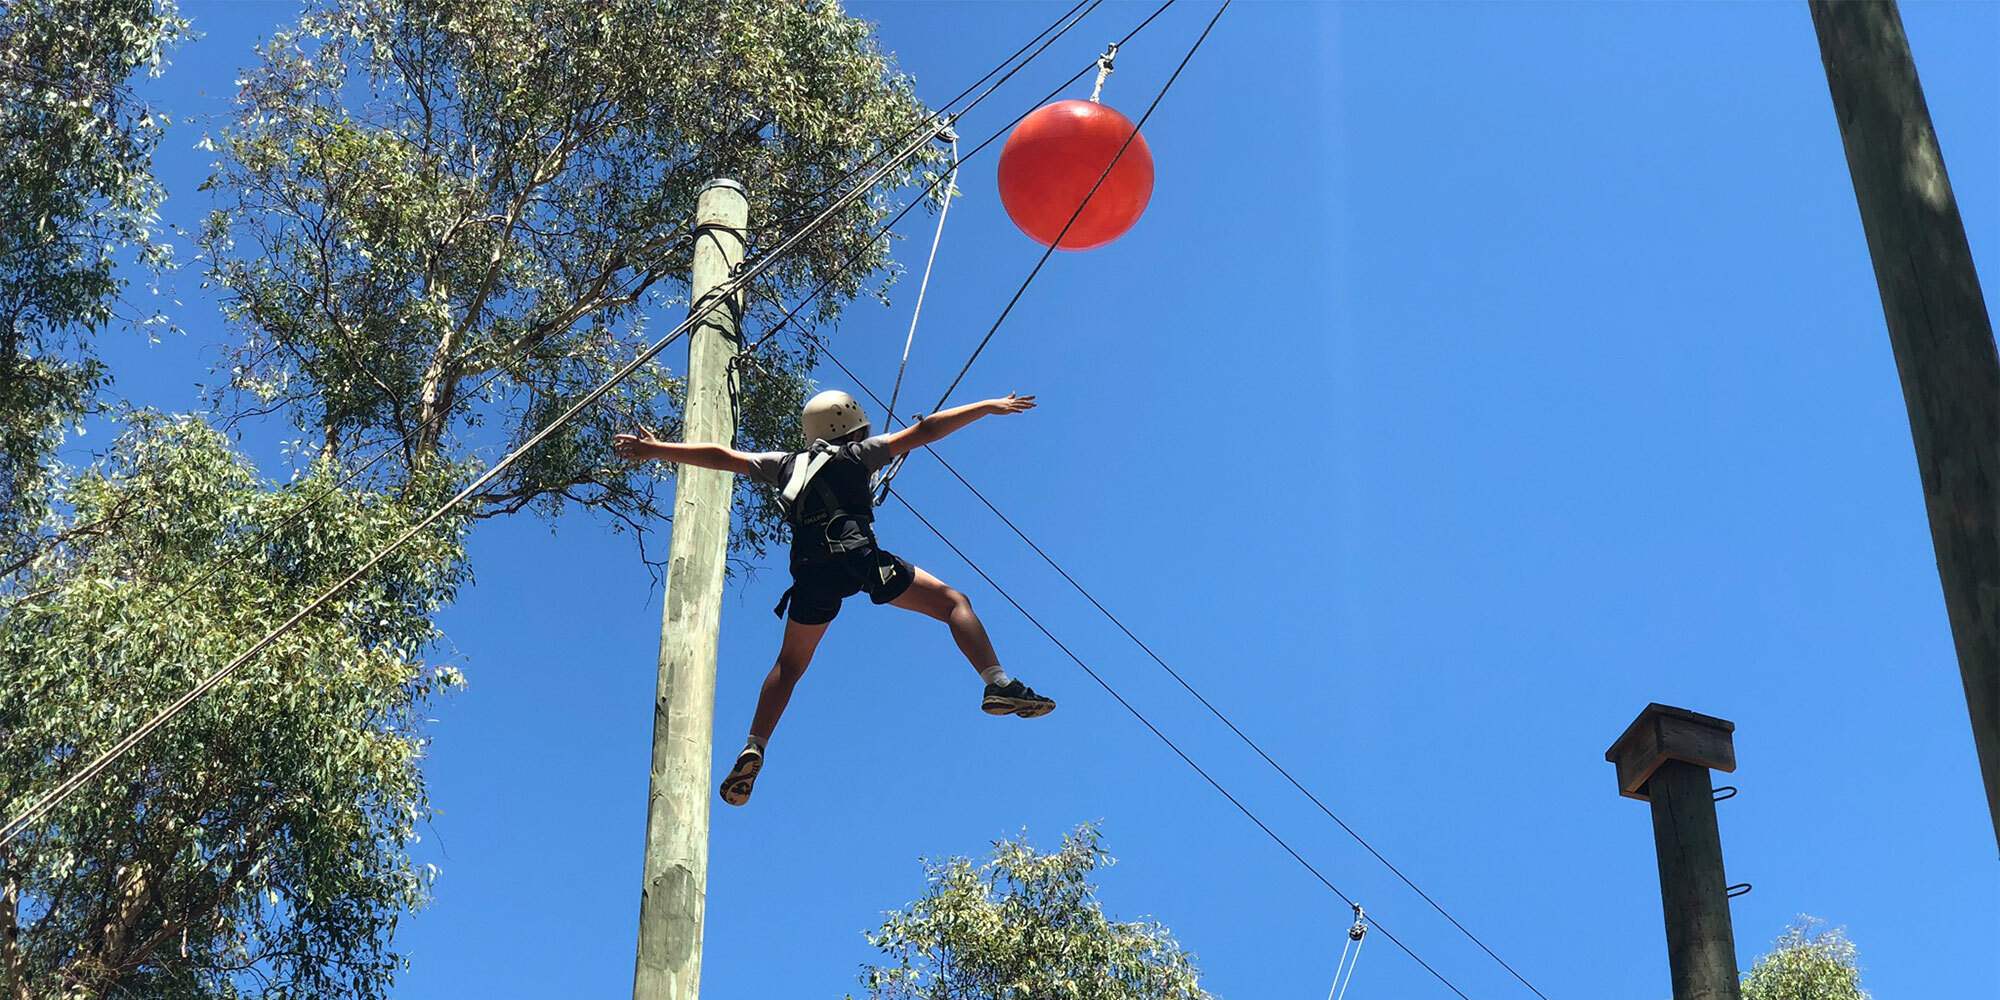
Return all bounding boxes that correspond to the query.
[613,389,1055,806]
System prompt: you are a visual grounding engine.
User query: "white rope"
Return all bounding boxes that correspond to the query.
[1325,934,1355,1000]
[874,130,960,504]
[1335,933,1367,1000]
[1327,904,1368,1000]
[884,132,959,422]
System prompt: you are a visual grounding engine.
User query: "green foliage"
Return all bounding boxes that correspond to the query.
[0,416,468,998]
[0,0,185,563]
[856,826,1212,1000]
[202,0,941,558]
[1741,918,1869,1000]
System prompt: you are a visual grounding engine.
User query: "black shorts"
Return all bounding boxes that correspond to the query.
[782,549,916,626]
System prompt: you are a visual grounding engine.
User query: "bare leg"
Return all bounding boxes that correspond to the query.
[749,618,830,745]
[889,567,998,675]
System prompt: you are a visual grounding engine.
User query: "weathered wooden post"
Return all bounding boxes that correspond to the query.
[1606,704,1742,1000]
[1808,0,2000,848]
[634,178,748,1000]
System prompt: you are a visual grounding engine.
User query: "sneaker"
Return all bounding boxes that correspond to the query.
[719,745,764,806]
[982,679,1056,718]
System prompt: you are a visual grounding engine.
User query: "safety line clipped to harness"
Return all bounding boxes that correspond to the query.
[873,127,961,506]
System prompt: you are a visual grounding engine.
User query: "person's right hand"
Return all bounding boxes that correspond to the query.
[986,393,1038,415]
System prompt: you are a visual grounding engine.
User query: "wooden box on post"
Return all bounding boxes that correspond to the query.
[1605,703,1736,802]
[1606,703,1744,1000]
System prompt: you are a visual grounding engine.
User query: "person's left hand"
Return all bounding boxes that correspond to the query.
[612,433,659,461]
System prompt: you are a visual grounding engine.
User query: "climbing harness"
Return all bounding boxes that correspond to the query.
[1326,904,1368,1000]
[772,439,882,619]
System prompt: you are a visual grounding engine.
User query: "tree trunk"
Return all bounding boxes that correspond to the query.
[2,852,24,1000]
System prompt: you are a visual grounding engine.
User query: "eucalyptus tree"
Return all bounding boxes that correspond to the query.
[0,0,184,566]
[204,0,941,558]
[0,417,466,999]
[855,826,1213,1000]
[1741,919,1870,1000]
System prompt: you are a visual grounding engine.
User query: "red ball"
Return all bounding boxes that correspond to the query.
[996,99,1154,250]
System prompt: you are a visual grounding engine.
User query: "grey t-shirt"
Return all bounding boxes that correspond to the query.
[743,435,895,489]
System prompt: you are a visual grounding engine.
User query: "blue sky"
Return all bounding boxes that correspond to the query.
[105,1,1998,997]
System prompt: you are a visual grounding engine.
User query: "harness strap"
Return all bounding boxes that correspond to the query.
[772,586,795,619]
[780,443,838,522]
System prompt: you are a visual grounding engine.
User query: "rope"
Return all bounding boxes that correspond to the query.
[1336,934,1367,1000]
[872,130,959,504]
[1328,936,1356,1000]
[884,133,957,424]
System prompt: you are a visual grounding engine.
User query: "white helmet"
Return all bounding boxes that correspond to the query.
[802,389,869,443]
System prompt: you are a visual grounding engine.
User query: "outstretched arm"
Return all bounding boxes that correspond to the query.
[612,434,756,474]
[880,394,1037,457]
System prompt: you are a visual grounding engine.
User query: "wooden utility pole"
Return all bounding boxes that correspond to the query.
[634,178,748,1000]
[1606,704,1742,1000]
[1808,0,2000,848]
